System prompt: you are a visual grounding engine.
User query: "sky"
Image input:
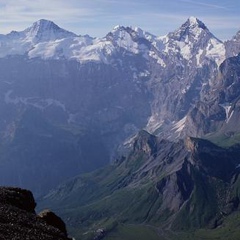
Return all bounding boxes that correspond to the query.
[0,0,239,40]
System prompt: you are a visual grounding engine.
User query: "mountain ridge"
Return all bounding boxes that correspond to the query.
[0,16,240,196]
[0,17,232,64]
[39,132,240,239]
[23,19,77,42]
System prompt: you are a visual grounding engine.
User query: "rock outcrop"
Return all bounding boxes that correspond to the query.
[0,187,71,240]
[38,209,68,237]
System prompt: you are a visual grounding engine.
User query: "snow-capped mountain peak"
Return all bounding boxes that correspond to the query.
[105,25,151,55]
[188,16,198,24]
[23,19,77,43]
[188,16,206,29]
[169,16,209,42]
[160,16,225,66]
[134,27,157,42]
[0,17,230,66]
[109,25,155,42]
[108,25,133,38]
[29,19,60,32]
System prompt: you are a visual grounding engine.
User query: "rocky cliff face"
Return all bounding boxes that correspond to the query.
[0,187,71,240]
[183,53,240,140]
[225,31,240,58]
[145,17,225,136]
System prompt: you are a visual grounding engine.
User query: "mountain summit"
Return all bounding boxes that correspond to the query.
[23,19,77,42]
[160,16,225,66]
[169,16,212,42]
[188,16,207,29]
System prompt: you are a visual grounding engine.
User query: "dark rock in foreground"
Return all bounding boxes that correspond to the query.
[38,209,68,237]
[0,187,71,240]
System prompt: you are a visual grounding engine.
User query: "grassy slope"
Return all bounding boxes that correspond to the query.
[205,132,240,148]
[104,224,164,240]
[102,213,240,240]
[68,217,240,240]
[40,137,240,240]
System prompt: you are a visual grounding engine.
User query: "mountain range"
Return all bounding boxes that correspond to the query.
[1,17,240,239]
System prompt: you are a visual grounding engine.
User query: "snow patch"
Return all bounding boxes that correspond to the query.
[206,39,226,66]
[188,16,198,25]
[4,91,67,111]
[196,49,204,66]
[149,50,166,67]
[220,103,233,123]
[179,43,191,60]
[226,110,234,123]
[139,70,150,77]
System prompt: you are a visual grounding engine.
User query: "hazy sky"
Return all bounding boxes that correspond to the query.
[0,0,239,40]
